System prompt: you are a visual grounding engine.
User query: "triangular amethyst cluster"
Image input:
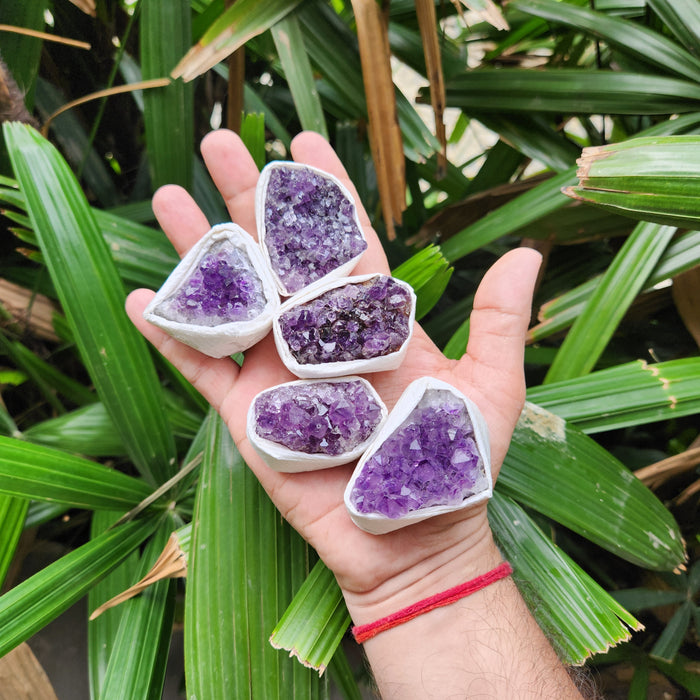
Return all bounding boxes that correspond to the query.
[348,388,488,520]
[154,240,267,326]
[260,163,367,295]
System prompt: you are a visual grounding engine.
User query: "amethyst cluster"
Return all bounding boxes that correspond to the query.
[155,241,267,326]
[253,379,384,455]
[348,389,485,519]
[261,165,367,294]
[278,276,412,365]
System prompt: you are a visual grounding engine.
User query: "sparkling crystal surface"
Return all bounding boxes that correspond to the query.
[156,241,267,326]
[264,166,367,293]
[278,276,412,365]
[254,380,383,455]
[348,389,485,518]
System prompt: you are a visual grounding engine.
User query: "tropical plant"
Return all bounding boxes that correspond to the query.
[0,0,699,697]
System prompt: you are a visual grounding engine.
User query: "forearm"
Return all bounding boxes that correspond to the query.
[342,532,582,699]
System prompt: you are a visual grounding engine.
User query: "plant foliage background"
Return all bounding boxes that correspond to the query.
[0,0,699,697]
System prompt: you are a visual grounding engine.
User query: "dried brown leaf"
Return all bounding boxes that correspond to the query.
[41,79,171,137]
[67,0,97,16]
[0,279,58,343]
[635,446,700,489]
[672,265,700,349]
[455,0,509,31]
[350,0,405,240]
[0,643,58,700]
[416,0,446,178]
[0,24,90,49]
[89,532,187,620]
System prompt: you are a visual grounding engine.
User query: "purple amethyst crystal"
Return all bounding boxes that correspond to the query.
[253,379,384,455]
[278,276,412,365]
[261,165,367,294]
[348,389,485,518]
[155,241,267,326]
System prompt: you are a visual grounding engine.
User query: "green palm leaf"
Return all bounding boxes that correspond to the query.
[141,0,194,190]
[511,0,700,83]
[0,518,156,658]
[99,520,177,699]
[545,223,675,383]
[0,436,153,509]
[185,410,327,698]
[4,122,177,486]
[490,492,640,665]
[499,404,685,571]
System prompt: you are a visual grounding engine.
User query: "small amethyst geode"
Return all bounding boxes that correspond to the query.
[247,377,387,472]
[154,241,266,326]
[143,224,279,358]
[344,377,492,534]
[256,162,367,295]
[274,274,416,378]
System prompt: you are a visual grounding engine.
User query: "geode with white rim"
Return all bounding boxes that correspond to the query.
[143,224,280,358]
[344,376,492,535]
[247,376,387,472]
[256,161,368,296]
[273,273,416,378]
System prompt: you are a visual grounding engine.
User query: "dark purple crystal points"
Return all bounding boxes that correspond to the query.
[254,380,383,455]
[156,241,267,326]
[263,165,367,293]
[278,276,412,365]
[348,389,484,518]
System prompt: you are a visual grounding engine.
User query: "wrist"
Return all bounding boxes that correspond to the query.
[341,514,504,627]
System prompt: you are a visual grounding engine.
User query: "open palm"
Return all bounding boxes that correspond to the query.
[125,129,541,618]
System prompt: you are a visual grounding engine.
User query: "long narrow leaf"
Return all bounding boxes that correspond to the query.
[0,496,28,590]
[443,70,700,115]
[439,168,575,261]
[528,358,700,433]
[270,560,350,674]
[271,14,328,139]
[511,0,700,83]
[88,510,140,700]
[499,403,685,571]
[4,123,177,486]
[642,0,700,58]
[544,223,675,383]
[0,436,154,509]
[173,0,303,81]
[185,410,327,697]
[141,0,194,190]
[99,520,176,699]
[0,518,156,657]
[530,229,700,343]
[490,492,640,665]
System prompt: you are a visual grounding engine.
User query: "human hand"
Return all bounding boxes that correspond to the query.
[125,129,542,626]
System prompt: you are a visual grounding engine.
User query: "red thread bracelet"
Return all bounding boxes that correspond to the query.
[351,561,513,644]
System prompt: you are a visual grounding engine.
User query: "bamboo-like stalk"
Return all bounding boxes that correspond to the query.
[416,0,446,178]
[225,0,245,133]
[350,0,405,240]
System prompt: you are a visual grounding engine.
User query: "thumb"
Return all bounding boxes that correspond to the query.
[460,247,542,433]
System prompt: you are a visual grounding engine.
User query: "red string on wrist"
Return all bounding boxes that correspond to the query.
[351,561,513,644]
